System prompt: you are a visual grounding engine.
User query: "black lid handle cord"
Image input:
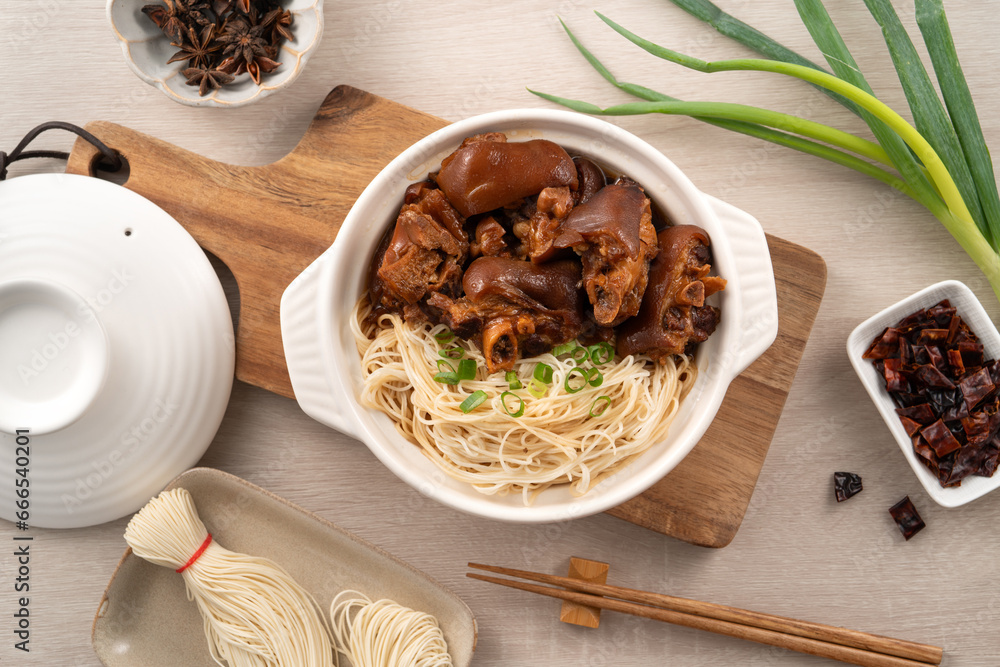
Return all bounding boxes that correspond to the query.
[0,121,122,181]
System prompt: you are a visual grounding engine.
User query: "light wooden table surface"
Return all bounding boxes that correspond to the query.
[3,1,1000,665]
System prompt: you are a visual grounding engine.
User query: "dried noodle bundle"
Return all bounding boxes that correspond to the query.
[330,590,453,667]
[124,488,336,667]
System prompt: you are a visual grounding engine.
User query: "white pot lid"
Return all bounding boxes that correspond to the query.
[0,174,234,528]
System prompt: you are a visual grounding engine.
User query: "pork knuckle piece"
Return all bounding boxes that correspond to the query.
[435,133,578,218]
[374,181,469,311]
[428,257,585,373]
[549,181,659,327]
[617,224,727,362]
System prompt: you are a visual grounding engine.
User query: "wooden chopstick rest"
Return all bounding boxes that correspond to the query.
[559,557,610,628]
[468,562,943,667]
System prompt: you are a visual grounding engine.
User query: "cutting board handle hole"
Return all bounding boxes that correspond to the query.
[92,151,130,186]
[204,250,241,331]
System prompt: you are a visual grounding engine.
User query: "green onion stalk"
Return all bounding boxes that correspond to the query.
[533,0,1000,301]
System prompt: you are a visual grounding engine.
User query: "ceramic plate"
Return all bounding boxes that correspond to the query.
[92,468,477,666]
[0,174,234,528]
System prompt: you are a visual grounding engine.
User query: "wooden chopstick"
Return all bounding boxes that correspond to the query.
[468,563,943,667]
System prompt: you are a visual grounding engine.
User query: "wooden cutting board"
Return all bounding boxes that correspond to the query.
[66,85,826,548]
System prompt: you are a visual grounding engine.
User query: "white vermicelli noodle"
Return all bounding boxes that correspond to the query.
[329,591,452,667]
[124,488,337,667]
[351,296,697,503]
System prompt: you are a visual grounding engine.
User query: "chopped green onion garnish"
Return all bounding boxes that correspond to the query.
[564,368,589,394]
[439,347,465,360]
[528,378,548,398]
[586,367,604,387]
[434,372,459,385]
[434,360,459,384]
[460,390,488,413]
[434,330,455,344]
[533,363,554,384]
[588,342,614,365]
[457,358,477,381]
[589,395,612,418]
[505,370,523,390]
[571,346,590,365]
[552,342,577,356]
[500,391,525,417]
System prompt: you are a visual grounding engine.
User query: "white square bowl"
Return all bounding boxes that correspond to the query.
[847,280,1000,507]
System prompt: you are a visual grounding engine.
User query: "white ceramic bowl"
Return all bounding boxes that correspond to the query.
[107,0,324,108]
[281,109,779,523]
[848,280,1000,508]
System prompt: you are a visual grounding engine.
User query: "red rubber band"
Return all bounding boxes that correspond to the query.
[176,533,212,573]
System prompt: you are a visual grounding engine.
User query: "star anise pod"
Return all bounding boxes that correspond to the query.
[144,0,290,90]
[182,1,214,27]
[261,8,293,44]
[182,66,235,96]
[166,24,222,70]
[143,0,214,41]
[217,19,281,84]
[177,0,211,10]
[142,1,186,44]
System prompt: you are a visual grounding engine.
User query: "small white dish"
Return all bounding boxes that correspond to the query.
[281,109,779,523]
[107,0,324,108]
[847,280,1000,508]
[0,278,110,435]
[0,174,235,528]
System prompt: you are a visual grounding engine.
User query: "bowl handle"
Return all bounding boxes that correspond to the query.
[704,194,779,377]
[280,252,364,441]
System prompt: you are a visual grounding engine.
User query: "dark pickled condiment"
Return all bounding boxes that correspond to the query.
[833,472,863,502]
[864,300,1000,488]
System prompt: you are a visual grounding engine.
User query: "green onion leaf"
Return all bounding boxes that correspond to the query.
[505,370,523,390]
[528,378,548,398]
[436,359,455,373]
[588,342,615,365]
[661,0,859,112]
[500,391,525,418]
[571,346,590,365]
[588,15,976,233]
[539,24,918,200]
[861,0,988,244]
[589,395,612,418]
[564,368,589,394]
[916,0,1000,250]
[434,330,455,344]
[533,363,554,385]
[552,341,577,357]
[460,390,487,413]
[439,347,465,360]
[456,359,477,381]
[586,367,604,388]
[792,0,939,215]
[533,91,892,168]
